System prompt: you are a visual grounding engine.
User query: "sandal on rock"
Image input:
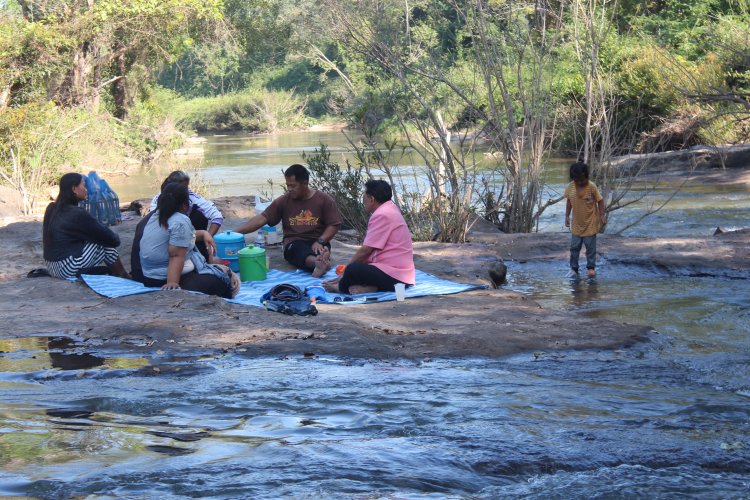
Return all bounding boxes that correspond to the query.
[27,268,50,278]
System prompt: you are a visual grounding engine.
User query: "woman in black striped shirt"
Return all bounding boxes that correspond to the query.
[42,173,130,280]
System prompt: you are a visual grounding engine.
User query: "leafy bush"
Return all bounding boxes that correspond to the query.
[0,101,186,215]
[173,88,308,132]
[304,144,368,238]
[0,103,68,214]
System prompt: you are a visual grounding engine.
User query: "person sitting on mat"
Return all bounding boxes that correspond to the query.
[43,172,130,280]
[134,182,238,298]
[149,170,223,262]
[234,164,342,278]
[323,179,415,294]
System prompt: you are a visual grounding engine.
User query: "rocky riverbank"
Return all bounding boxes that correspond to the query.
[0,192,747,361]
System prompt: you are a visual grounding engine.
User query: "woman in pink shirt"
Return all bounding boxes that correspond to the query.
[323,180,415,294]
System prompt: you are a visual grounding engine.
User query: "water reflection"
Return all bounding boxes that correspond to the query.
[109,131,748,239]
[47,337,105,371]
[569,278,600,310]
[0,336,149,373]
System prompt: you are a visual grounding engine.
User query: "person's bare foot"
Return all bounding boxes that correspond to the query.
[348,285,378,295]
[322,278,340,293]
[311,254,331,278]
[587,268,596,278]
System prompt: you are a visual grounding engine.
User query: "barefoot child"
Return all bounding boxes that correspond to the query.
[564,162,607,278]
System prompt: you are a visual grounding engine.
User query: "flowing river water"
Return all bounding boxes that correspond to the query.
[0,132,748,498]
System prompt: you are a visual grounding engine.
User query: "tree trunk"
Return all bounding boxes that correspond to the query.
[0,85,10,112]
[17,0,31,20]
[112,52,128,119]
[71,43,93,107]
[90,46,102,112]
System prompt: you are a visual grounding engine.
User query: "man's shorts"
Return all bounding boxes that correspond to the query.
[283,239,330,271]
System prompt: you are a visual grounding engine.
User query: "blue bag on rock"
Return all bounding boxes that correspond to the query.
[79,171,121,226]
[260,283,318,316]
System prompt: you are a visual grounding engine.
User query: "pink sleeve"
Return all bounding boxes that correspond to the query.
[363,211,389,250]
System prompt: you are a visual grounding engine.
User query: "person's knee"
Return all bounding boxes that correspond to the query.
[284,240,316,270]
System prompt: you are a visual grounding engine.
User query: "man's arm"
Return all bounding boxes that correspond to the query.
[598,199,607,224]
[234,214,268,235]
[564,199,572,227]
[312,224,341,255]
[318,224,339,244]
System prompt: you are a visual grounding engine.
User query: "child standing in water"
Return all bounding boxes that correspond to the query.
[564,162,607,278]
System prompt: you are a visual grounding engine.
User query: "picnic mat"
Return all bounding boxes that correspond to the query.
[80,269,485,306]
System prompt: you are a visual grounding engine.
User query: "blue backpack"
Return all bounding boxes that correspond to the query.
[260,284,318,316]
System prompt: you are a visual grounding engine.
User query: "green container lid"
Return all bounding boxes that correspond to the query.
[238,245,265,257]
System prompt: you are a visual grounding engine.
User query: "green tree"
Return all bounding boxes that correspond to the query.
[4,0,223,117]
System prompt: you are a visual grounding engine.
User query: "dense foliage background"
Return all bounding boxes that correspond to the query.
[1,0,748,230]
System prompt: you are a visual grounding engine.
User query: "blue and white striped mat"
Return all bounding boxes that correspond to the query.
[80,269,485,307]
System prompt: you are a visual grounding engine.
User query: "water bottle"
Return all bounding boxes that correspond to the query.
[99,179,114,225]
[99,178,121,226]
[254,230,265,248]
[83,172,103,224]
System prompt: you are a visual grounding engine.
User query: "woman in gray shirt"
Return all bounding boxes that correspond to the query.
[133,182,236,298]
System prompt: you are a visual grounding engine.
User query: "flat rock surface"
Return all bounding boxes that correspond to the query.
[0,195,746,360]
[0,201,750,359]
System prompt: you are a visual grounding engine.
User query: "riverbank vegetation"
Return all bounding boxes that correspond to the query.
[2,0,749,233]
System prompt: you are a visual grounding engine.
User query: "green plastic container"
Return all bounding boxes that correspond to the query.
[238,245,267,282]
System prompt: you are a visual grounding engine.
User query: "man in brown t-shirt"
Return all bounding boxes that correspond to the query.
[235,164,342,277]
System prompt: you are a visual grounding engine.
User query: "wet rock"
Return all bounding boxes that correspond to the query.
[148,431,210,442]
[489,262,507,287]
[46,409,94,419]
[145,445,195,456]
[124,199,147,215]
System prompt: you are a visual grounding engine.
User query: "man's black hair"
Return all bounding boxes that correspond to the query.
[284,164,310,183]
[365,179,393,203]
[569,161,590,181]
[160,170,190,192]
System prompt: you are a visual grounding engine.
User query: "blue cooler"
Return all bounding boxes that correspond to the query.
[214,231,245,272]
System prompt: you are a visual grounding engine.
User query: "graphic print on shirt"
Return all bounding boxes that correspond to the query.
[288,209,319,227]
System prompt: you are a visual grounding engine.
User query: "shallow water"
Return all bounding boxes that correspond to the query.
[112,131,358,202]
[112,131,750,239]
[0,345,748,498]
[1,266,749,500]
